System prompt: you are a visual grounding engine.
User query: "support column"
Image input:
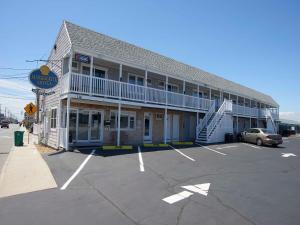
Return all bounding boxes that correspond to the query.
[197,85,200,108]
[117,64,122,146]
[183,80,186,106]
[89,56,94,96]
[66,97,70,151]
[209,88,212,100]
[57,99,62,147]
[164,76,169,144]
[236,116,239,134]
[144,69,148,103]
[164,108,168,144]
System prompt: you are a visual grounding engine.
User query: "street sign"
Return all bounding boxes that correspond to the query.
[29,65,58,89]
[24,102,37,116]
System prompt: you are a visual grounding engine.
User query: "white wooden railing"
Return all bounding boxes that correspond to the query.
[207,99,232,139]
[232,103,278,119]
[61,72,213,111]
[196,101,216,136]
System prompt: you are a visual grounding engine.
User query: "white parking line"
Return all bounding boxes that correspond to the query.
[170,145,196,161]
[196,144,227,156]
[241,143,261,149]
[138,146,145,172]
[216,145,237,150]
[61,149,96,190]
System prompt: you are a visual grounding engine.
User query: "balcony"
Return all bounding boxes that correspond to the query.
[232,104,279,120]
[60,72,214,111]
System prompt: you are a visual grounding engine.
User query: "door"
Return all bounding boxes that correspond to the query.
[90,111,103,142]
[77,110,89,141]
[167,114,171,140]
[144,113,152,142]
[172,114,180,141]
[69,110,77,143]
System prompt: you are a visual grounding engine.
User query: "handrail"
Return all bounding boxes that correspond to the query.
[206,99,232,138]
[266,109,277,133]
[63,72,214,110]
[196,100,216,136]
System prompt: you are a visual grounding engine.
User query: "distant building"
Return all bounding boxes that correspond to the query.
[279,119,300,135]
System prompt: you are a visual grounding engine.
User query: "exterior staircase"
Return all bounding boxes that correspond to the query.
[196,99,233,144]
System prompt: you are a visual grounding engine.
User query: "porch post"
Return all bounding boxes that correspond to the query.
[209,88,212,100]
[89,56,94,96]
[164,108,168,144]
[57,98,62,148]
[117,64,122,146]
[197,85,200,108]
[144,69,147,103]
[68,51,73,92]
[66,97,70,151]
[244,97,246,115]
[183,80,186,107]
[164,76,168,144]
[237,116,239,134]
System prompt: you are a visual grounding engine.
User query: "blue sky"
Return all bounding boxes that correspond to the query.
[0,0,299,120]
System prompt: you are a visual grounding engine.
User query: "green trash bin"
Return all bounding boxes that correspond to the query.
[14,131,24,146]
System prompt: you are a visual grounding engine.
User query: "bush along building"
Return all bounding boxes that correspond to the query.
[38,21,279,150]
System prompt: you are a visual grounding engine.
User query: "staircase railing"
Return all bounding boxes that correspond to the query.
[266,109,277,133]
[206,99,232,139]
[196,101,216,137]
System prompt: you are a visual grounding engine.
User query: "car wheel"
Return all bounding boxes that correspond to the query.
[256,138,263,146]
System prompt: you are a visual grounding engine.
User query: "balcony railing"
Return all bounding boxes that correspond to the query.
[61,72,213,111]
[232,104,279,119]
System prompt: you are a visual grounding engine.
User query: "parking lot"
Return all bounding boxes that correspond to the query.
[1,137,300,225]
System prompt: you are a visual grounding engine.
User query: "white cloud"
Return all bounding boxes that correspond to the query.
[280,112,300,122]
[0,79,32,93]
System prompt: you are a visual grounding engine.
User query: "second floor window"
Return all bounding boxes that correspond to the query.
[128,74,144,86]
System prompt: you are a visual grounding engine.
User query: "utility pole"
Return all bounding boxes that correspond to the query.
[36,90,40,123]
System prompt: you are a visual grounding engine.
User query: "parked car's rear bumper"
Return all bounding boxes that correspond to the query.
[264,139,283,145]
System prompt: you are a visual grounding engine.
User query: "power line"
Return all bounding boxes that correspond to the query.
[0,76,28,79]
[0,94,34,100]
[0,72,29,76]
[0,67,33,71]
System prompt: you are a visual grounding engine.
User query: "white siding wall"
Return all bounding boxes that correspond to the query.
[42,23,71,148]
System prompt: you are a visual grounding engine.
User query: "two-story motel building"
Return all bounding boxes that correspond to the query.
[39,21,279,150]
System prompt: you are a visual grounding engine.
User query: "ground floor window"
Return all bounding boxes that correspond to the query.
[110,111,136,130]
[50,108,57,129]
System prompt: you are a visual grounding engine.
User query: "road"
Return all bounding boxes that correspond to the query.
[0,136,299,225]
[0,124,18,172]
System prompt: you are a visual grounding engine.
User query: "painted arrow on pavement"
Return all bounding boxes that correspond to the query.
[281,153,296,158]
[162,183,211,204]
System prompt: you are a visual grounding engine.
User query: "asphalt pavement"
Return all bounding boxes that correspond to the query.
[0,136,299,225]
[0,124,18,172]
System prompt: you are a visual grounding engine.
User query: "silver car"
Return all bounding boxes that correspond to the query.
[241,128,283,147]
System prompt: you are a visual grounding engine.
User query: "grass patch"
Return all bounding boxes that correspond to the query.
[171,141,193,145]
[102,145,133,150]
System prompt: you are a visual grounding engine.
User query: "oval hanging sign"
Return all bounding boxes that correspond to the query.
[29,65,58,89]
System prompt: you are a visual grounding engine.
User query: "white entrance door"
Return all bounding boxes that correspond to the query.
[90,111,103,142]
[144,113,152,142]
[172,114,180,141]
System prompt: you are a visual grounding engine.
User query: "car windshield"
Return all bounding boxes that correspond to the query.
[260,129,275,134]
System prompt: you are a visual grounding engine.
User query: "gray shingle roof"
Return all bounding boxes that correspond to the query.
[64,21,278,107]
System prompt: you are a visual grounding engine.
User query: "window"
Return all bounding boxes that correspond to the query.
[94,68,106,78]
[63,57,70,74]
[167,84,178,92]
[128,74,144,86]
[72,61,79,72]
[147,78,152,86]
[50,108,57,129]
[193,91,203,98]
[158,81,165,89]
[156,113,164,120]
[110,111,136,130]
[81,65,90,75]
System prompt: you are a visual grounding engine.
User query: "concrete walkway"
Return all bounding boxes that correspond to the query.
[0,131,57,198]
